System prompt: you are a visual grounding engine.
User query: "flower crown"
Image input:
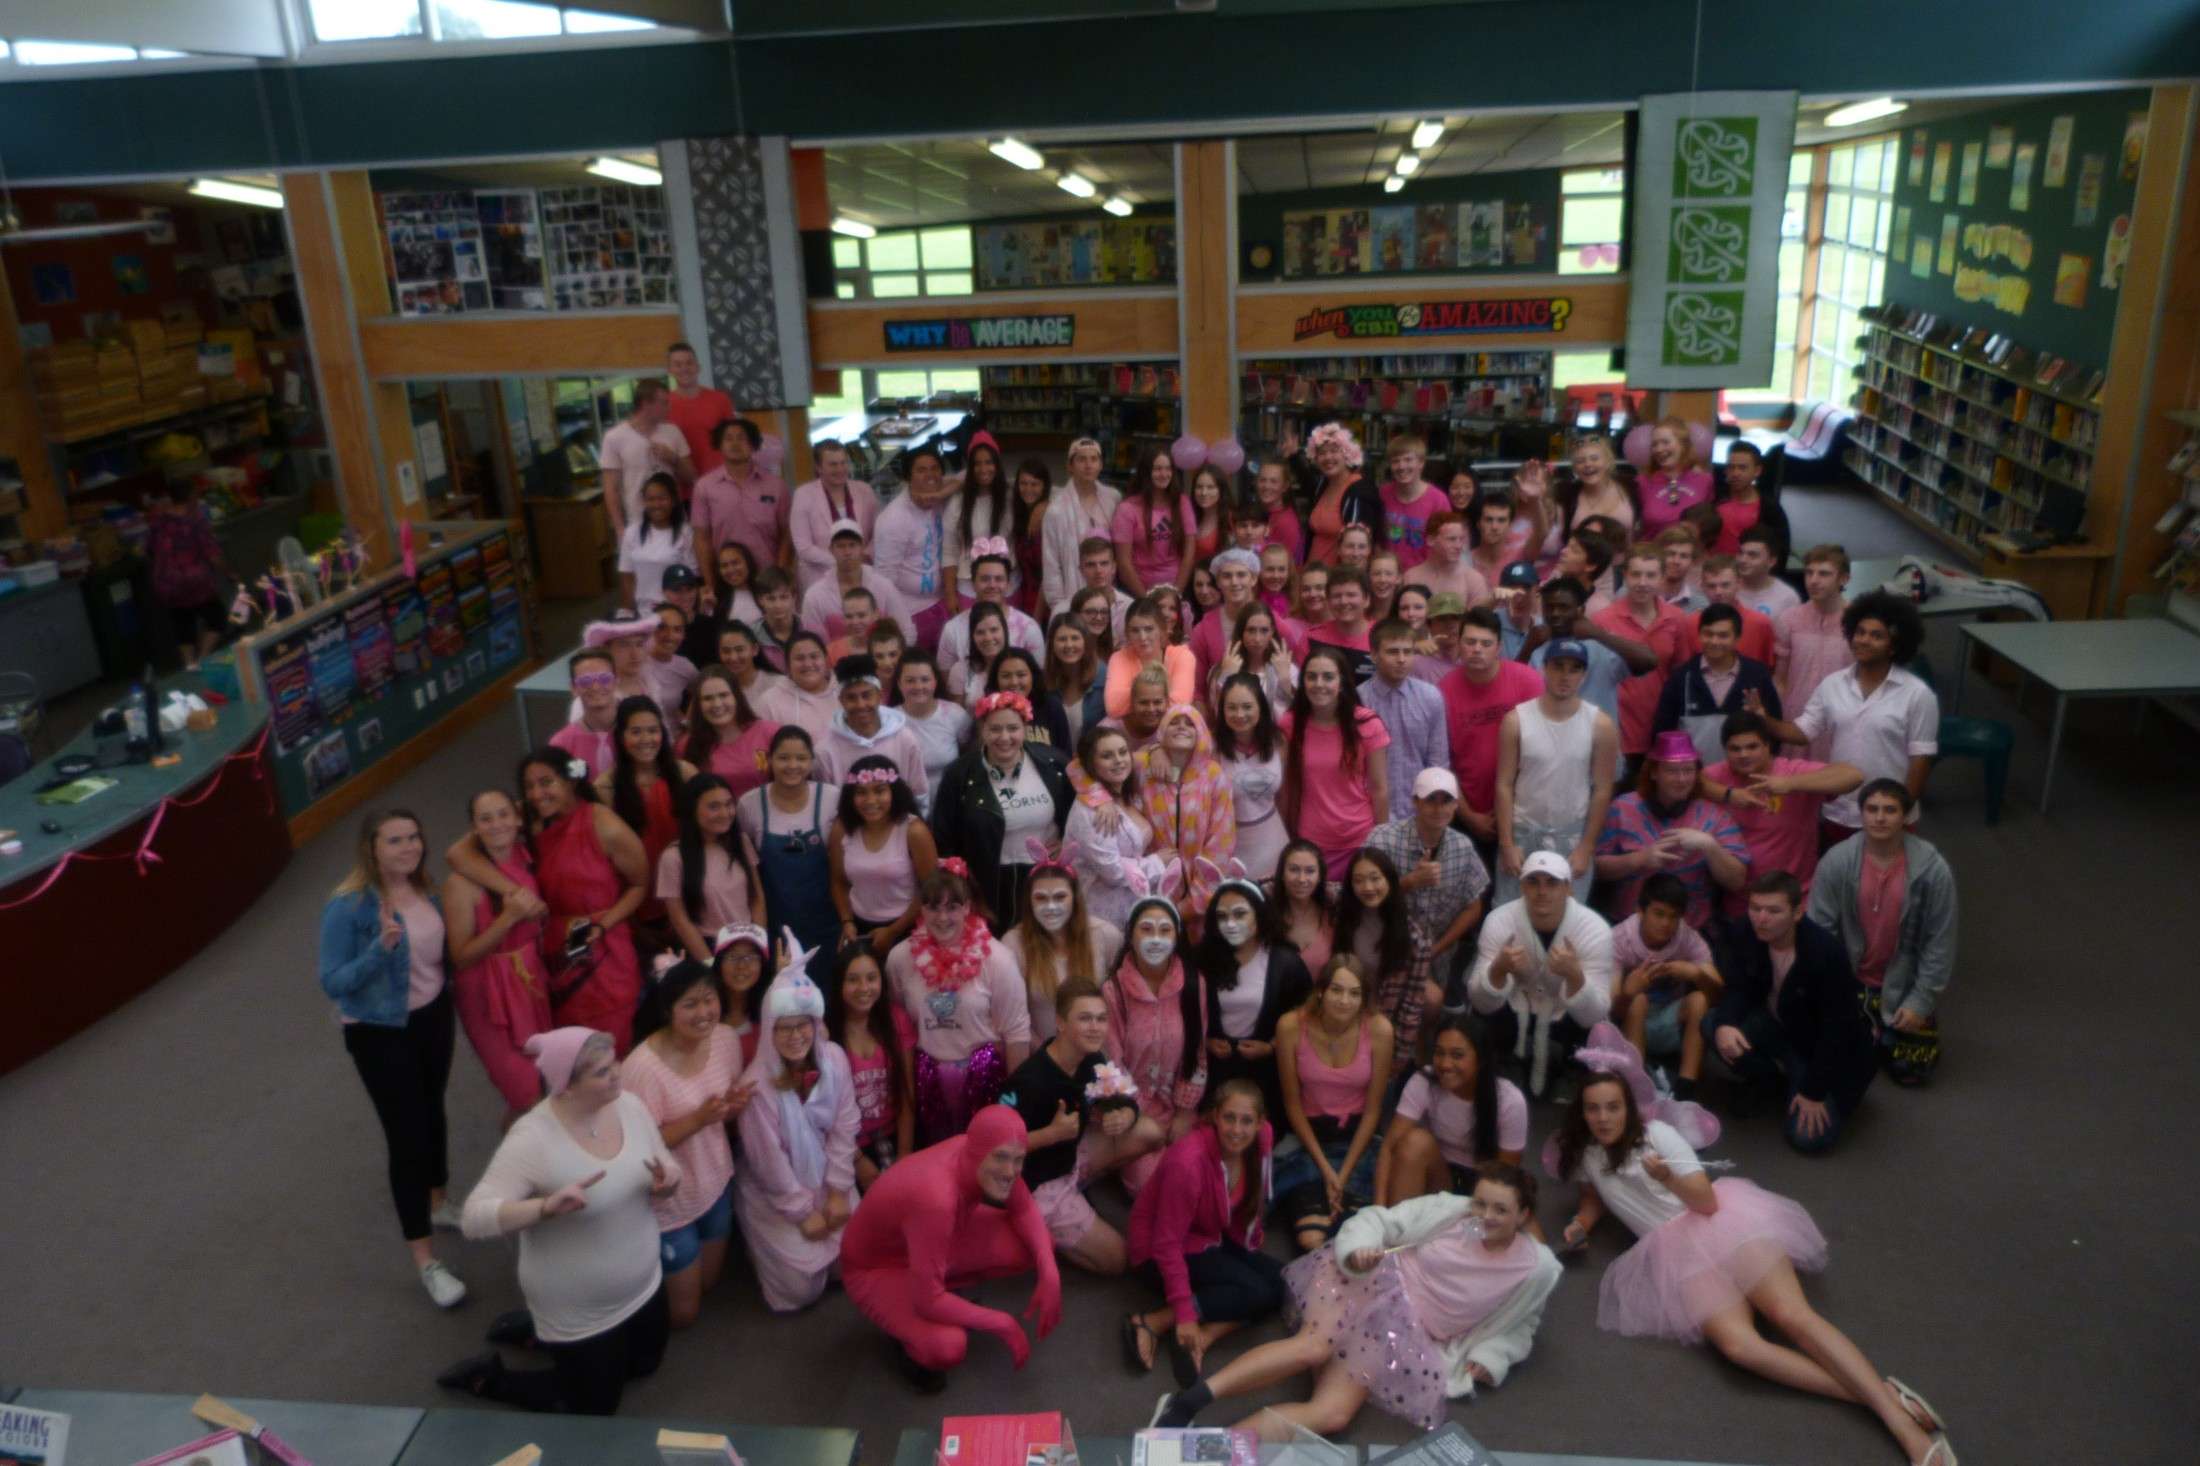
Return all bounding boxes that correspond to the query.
[849,766,900,786]
[973,690,1034,723]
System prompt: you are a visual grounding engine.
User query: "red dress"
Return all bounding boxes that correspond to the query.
[535,806,643,1054]
[452,847,555,1117]
[630,777,680,925]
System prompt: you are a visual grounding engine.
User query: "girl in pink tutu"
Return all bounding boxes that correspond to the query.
[1553,1027,1957,1465]
[1149,1162,1560,1440]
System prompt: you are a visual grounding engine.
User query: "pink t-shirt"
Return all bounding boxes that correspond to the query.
[1279,706,1391,874]
[664,388,735,478]
[1265,508,1306,564]
[1773,600,1853,757]
[549,720,618,781]
[620,1027,744,1230]
[685,719,781,804]
[1703,756,1831,914]
[1393,1070,1529,1170]
[1111,493,1197,592]
[1378,482,1443,569]
[887,939,1033,1062]
[1295,1019,1373,1119]
[1398,1228,1548,1342]
[1854,849,1908,989]
[388,887,446,1011]
[847,1005,918,1144]
[655,842,755,933]
[1440,661,1544,813]
[1636,467,1716,538]
[1609,912,1715,979]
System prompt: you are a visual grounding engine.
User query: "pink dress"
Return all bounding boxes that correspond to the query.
[847,1006,918,1156]
[451,849,554,1118]
[534,806,643,1055]
[1104,957,1208,1193]
[735,1041,861,1311]
[620,1028,744,1233]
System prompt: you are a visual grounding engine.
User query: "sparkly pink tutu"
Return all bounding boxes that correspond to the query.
[1282,1249,1450,1431]
[1598,1179,1828,1343]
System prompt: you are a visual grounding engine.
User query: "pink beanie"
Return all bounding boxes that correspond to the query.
[523,1026,602,1095]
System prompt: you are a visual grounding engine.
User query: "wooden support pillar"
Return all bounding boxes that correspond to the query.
[1177,140,1237,444]
[0,261,67,540]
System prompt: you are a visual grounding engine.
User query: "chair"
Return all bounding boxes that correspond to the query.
[1909,651,2013,824]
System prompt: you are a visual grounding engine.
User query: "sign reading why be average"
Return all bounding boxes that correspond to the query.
[884,313,1075,351]
[1627,90,1799,388]
[1293,296,1573,341]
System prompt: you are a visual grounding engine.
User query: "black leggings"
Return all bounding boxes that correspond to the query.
[1144,1242,1289,1325]
[487,1284,671,1416]
[343,991,455,1242]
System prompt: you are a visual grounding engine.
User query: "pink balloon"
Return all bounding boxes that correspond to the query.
[1622,424,1653,469]
[1688,422,1715,465]
[1578,245,1603,270]
[1207,437,1246,475]
[1599,243,1623,265]
[1171,435,1208,472]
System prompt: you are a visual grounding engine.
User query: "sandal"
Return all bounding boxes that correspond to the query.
[1886,1377,1947,1434]
[1121,1313,1159,1375]
[1917,1436,1957,1466]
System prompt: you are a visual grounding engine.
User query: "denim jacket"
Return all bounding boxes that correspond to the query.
[318,887,440,1027]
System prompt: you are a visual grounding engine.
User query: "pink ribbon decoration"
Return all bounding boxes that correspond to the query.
[970,536,1011,559]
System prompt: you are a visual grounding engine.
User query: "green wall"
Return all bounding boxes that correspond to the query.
[1882,89,2149,373]
[0,1,2195,182]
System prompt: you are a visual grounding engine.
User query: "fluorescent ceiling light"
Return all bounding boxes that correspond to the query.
[587,156,662,187]
[14,38,139,66]
[1823,97,1908,129]
[830,216,877,238]
[1394,153,1421,176]
[1411,120,1444,151]
[1056,173,1096,198]
[189,179,285,210]
[989,137,1046,171]
[1102,197,1134,217]
[1383,176,1406,194]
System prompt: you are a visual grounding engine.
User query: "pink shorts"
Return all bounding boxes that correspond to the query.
[1031,1135,1101,1251]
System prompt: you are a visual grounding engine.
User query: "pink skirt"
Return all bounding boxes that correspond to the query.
[1283,1250,1448,1431]
[1598,1179,1828,1343]
[1031,1136,1100,1250]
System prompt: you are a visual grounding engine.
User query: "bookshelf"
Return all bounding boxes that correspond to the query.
[1844,313,2103,558]
[979,361,1182,477]
[1237,351,1559,468]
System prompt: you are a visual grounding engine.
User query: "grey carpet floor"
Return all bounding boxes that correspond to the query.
[5,485,2198,1465]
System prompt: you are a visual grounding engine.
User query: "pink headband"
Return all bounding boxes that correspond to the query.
[523,1026,603,1096]
[849,766,900,786]
[973,690,1033,723]
[970,536,1011,560]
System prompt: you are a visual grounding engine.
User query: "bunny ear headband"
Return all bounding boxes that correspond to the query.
[1025,836,1083,881]
[1539,1020,1722,1177]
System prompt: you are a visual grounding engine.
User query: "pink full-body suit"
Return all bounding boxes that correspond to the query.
[839,1106,1063,1372]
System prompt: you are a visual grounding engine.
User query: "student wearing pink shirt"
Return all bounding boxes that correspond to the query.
[1112,445,1197,596]
[1439,608,1544,845]
[1774,546,1855,757]
[1610,873,1723,1099]
[887,863,1035,1141]
[1281,646,1391,878]
[1377,433,1443,570]
[1636,417,1716,539]
[789,440,878,596]
[691,419,789,592]
[1252,460,1307,565]
[549,648,622,780]
[1592,545,1692,762]
[1698,712,1862,919]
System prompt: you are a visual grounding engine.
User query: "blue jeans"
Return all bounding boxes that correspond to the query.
[1703,1008,1855,1155]
[659,1180,734,1273]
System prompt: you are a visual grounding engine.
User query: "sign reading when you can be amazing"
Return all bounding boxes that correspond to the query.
[883,313,1076,351]
[1292,296,1573,341]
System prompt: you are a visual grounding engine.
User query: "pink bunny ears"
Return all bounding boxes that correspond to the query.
[1026,836,1083,880]
[1124,855,1185,901]
[1539,1020,1721,1177]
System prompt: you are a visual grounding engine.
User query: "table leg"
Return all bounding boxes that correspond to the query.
[2041,691,2068,815]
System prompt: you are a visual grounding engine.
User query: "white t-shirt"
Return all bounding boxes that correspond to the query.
[992,756,1057,863]
[600,421,689,528]
[1574,1118,1706,1239]
[1215,949,1271,1039]
[1394,1070,1530,1169]
[618,519,699,612]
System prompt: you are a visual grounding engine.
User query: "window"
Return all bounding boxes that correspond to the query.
[309,0,668,44]
[1559,167,1626,275]
[434,1,561,39]
[1551,350,1620,394]
[833,227,982,299]
[810,370,864,421]
[1801,136,1899,403]
[310,0,428,39]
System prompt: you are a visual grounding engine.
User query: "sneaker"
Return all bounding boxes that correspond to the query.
[430,1199,465,1232]
[420,1259,467,1309]
[436,1351,502,1397]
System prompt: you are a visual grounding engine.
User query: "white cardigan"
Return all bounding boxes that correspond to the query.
[1332,1194,1562,1395]
[1040,482,1123,612]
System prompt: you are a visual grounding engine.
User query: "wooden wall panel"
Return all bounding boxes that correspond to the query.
[807,294,1179,367]
[282,172,394,563]
[360,312,685,380]
[1235,278,1627,355]
[1178,141,1236,441]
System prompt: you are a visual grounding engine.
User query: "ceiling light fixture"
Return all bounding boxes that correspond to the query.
[587,156,662,186]
[1383,176,1406,194]
[1823,97,1908,129]
[1056,172,1096,198]
[829,216,877,238]
[988,137,1046,170]
[1411,120,1444,151]
[1102,197,1134,217]
[1394,153,1421,176]
[188,179,285,210]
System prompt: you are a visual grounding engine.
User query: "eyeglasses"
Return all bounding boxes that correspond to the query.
[573,672,615,690]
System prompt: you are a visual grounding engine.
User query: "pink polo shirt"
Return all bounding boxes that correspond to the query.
[1774,600,1853,757]
[1705,756,1829,914]
[692,463,790,572]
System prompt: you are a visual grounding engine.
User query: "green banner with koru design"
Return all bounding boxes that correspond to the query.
[1628,91,1798,387]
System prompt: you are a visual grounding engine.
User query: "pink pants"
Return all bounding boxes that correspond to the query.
[843,1213,1036,1370]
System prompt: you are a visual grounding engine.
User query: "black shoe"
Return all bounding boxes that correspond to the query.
[1165,1330,1199,1389]
[485,1308,537,1349]
[1152,1383,1211,1429]
[897,1346,947,1395]
[436,1351,502,1397]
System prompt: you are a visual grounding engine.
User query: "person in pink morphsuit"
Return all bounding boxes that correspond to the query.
[839,1104,1062,1392]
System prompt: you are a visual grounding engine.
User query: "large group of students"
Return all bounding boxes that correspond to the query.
[316,351,1962,1465]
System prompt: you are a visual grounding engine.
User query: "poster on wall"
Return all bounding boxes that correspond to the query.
[1937,214,1959,274]
[1459,202,1506,267]
[1957,143,1982,206]
[2053,253,2090,308]
[540,184,676,310]
[1624,89,1799,388]
[2121,113,2148,181]
[1414,204,1454,269]
[2074,155,2105,226]
[420,561,462,659]
[264,634,321,754]
[307,615,357,725]
[2010,145,2036,212]
[383,581,427,675]
[346,596,394,701]
[2101,216,2132,290]
[1929,142,1953,201]
[1907,132,1928,187]
[1371,207,1415,272]
[1891,206,1912,262]
[1986,125,2015,168]
[2044,116,2075,187]
[1910,236,1933,279]
[384,191,487,316]
[475,189,546,310]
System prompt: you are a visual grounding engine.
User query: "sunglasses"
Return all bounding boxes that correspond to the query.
[573,672,615,690]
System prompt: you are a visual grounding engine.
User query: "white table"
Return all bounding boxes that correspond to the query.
[1952,618,2200,812]
[513,638,583,749]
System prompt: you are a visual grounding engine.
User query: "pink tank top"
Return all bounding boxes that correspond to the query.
[1296,1019,1373,1120]
[843,817,918,925]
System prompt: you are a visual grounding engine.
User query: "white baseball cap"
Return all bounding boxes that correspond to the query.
[1520,850,1573,884]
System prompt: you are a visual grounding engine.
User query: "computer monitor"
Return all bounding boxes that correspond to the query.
[2033,482,2086,544]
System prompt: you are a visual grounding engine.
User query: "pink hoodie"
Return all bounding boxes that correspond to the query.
[1127,1119,1273,1322]
[1104,956,1207,1121]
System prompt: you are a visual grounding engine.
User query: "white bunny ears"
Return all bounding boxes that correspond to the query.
[761,925,825,1025]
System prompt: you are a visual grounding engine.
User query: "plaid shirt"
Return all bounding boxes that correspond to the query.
[1365,816,1490,940]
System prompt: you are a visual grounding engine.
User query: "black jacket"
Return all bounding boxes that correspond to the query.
[1712,916,1876,1109]
[1285,458,1386,545]
[929,742,1073,920]
[1202,943,1313,1118]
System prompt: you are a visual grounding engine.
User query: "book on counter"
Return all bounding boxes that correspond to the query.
[658,1427,746,1464]
[1131,1428,1257,1465]
[938,1412,1078,1466]
[0,1403,68,1465]
[1368,1422,1506,1466]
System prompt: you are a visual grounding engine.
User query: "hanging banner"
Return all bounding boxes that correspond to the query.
[1627,90,1799,387]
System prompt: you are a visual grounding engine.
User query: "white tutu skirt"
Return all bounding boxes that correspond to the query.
[1598,1179,1828,1344]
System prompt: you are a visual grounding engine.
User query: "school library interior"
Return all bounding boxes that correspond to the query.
[1,4,2197,1466]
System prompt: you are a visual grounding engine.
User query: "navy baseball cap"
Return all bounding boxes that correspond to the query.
[1544,637,1591,666]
